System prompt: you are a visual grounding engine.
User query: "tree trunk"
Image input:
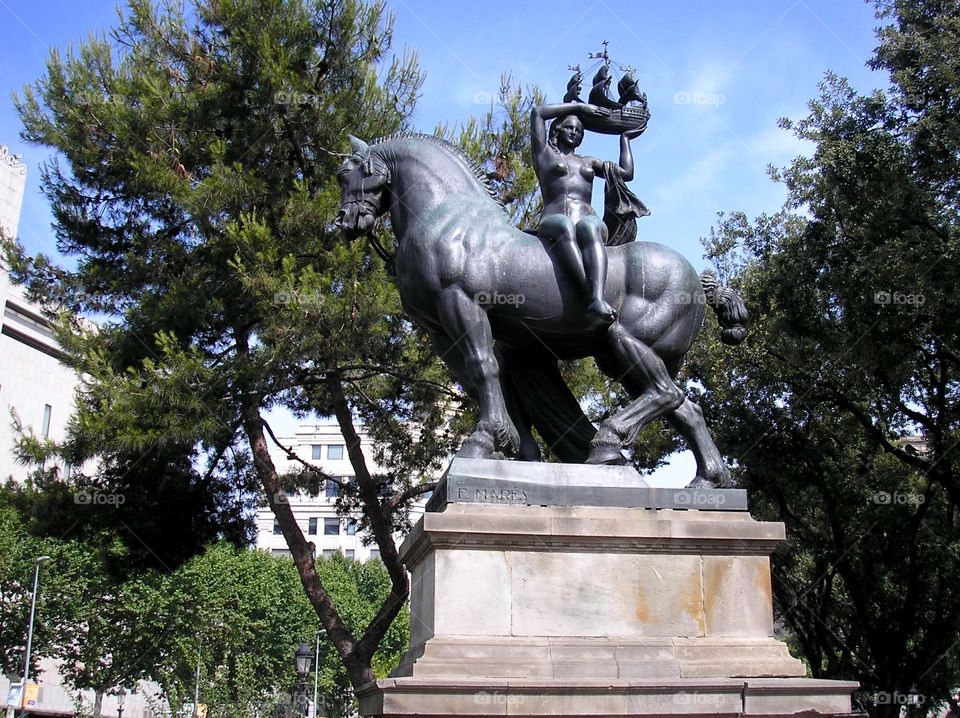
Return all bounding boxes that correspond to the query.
[325,372,409,665]
[233,329,374,689]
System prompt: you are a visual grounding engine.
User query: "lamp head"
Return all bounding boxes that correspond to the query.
[294,642,312,679]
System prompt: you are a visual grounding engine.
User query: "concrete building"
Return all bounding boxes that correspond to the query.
[0,146,80,485]
[0,268,82,484]
[0,146,26,237]
[0,145,154,718]
[255,421,429,561]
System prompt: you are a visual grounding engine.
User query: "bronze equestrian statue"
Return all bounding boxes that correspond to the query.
[333,115,746,487]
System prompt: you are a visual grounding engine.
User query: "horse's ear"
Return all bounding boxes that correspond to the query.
[348,134,370,158]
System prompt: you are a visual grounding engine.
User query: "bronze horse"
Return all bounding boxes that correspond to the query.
[334,133,746,487]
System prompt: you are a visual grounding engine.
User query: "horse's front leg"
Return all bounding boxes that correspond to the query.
[437,289,520,459]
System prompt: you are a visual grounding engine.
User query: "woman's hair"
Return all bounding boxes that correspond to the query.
[548,114,583,149]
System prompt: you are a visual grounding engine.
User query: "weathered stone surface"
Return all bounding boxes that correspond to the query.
[359,676,863,717]
[431,550,511,637]
[362,462,861,718]
[407,550,435,646]
[399,505,784,566]
[702,555,775,638]
[391,637,806,681]
[396,505,804,679]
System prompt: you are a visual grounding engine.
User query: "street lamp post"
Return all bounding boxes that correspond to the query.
[114,688,126,718]
[19,556,51,718]
[312,630,325,718]
[193,639,201,715]
[294,643,312,718]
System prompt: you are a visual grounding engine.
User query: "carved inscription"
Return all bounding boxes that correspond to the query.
[457,486,530,503]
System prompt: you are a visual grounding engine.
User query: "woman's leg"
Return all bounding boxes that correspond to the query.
[576,216,617,321]
[538,214,586,290]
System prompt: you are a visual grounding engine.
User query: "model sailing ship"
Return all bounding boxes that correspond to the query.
[563,41,650,136]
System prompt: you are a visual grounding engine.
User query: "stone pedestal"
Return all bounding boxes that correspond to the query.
[358,460,861,717]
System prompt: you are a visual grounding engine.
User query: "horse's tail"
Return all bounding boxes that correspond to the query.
[700,271,748,345]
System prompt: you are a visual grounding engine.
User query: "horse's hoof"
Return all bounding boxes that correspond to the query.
[458,434,494,459]
[686,476,717,489]
[693,464,733,488]
[586,443,626,465]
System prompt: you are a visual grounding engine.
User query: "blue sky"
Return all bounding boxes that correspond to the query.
[2,0,883,264]
[0,0,887,481]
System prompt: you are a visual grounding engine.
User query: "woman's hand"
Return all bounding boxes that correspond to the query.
[622,125,646,139]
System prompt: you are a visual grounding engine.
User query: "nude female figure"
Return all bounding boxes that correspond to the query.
[530,103,643,322]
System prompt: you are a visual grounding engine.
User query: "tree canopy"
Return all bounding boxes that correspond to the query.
[5,0,439,690]
[692,0,960,714]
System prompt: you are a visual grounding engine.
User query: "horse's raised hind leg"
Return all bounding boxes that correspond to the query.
[588,324,685,464]
[664,399,732,488]
[437,289,520,459]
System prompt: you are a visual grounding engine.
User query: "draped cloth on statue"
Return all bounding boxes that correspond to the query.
[602,159,649,246]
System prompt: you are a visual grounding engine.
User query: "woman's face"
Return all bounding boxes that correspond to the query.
[556,116,584,149]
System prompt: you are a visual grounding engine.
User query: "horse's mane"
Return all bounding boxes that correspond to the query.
[371,132,507,213]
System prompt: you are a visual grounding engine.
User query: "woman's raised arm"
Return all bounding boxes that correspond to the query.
[618,133,635,182]
[530,102,598,157]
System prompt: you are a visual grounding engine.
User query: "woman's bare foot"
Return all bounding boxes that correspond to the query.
[587,298,617,323]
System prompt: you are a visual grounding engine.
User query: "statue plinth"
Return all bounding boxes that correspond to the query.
[357,460,862,717]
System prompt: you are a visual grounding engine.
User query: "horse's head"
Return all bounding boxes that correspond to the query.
[333,135,390,241]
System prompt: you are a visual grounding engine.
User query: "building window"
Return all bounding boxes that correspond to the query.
[273,520,282,535]
[41,404,52,438]
[369,549,380,560]
[308,517,318,535]
[345,550,355,561]
[325,481,340,498]
[327,444,344,460]
[311,445,322,460]
[322,549,336,559]
[346,519,357,536]
[324,518,340,536]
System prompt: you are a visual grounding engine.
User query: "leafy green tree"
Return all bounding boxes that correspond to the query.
[692,0,960,714]
[310,553,408,718]
[0,496,156,708]
[0,500,64,676]
[146,544,315,718]
[3,484,407,718]
[5,0,439,692]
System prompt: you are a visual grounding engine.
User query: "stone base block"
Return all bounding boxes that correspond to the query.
[358,676,863,717]
[393,636,804,680]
